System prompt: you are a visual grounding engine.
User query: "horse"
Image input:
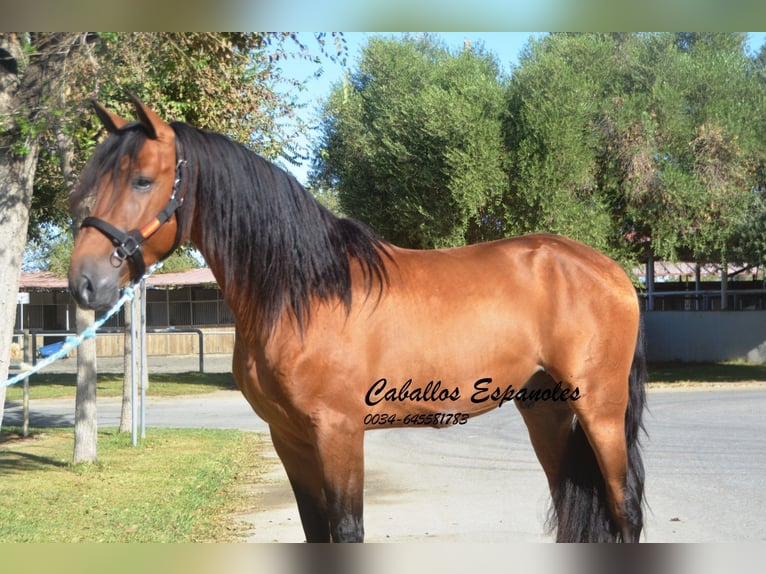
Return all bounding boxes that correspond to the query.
[68,94,646,543]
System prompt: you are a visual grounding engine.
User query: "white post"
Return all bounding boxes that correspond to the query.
[140,278,147,440]
[131,294,138,447]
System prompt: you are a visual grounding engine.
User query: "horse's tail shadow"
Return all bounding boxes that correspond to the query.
[546,318,647,542]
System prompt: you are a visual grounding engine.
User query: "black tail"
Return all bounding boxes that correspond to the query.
[547,319,647,542]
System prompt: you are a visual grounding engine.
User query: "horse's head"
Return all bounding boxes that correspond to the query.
[68,94,186,311]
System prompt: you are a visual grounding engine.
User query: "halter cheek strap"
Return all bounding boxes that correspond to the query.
[80,156,187,284]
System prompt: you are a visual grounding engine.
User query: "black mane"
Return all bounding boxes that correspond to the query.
[72,121,391,335]
[171,122,391,334]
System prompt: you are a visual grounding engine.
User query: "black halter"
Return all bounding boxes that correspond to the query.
[80,151,187,284]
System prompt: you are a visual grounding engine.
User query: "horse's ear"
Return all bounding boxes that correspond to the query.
[126,91,168,141]
[92,100,128,133]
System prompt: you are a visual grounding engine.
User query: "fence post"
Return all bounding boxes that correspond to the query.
[22,329,31,364]
[196,329,204,373]
[22,377,29,437]
[646,254,655,311]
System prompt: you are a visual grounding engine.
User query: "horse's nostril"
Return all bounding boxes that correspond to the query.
[77,273,94,306]
[83,274,95,297]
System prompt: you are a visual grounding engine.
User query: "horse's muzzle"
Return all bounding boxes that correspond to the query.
[68,259,121,312]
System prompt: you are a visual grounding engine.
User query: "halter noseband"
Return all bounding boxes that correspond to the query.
[80,152,187,284]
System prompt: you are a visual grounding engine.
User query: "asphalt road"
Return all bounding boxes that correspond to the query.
[3,384,765,543]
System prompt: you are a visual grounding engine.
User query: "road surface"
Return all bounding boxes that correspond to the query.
[4,383,765,542]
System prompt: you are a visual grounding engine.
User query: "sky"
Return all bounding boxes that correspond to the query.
[277,31,766,185]
[276,32,543,183]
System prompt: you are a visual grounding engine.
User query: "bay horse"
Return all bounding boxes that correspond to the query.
[68,94,646,543]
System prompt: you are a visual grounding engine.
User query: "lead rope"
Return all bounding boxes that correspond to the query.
[3,265,159,388]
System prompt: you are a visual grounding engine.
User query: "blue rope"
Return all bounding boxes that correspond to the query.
[3,285,137,388]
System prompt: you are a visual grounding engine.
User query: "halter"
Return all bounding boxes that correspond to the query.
[80,149,187,284]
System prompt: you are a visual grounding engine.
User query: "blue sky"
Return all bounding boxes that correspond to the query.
[278,32,766,185]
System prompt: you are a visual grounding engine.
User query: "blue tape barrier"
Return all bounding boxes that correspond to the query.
[3,285,137,388]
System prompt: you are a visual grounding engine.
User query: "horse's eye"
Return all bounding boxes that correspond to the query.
[132,175,154,193]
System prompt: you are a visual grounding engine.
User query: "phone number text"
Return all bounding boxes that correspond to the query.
[363,412,469,426]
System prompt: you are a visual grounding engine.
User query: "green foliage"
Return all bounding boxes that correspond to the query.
[25,33,765,271]
[308,184,345,216]
[316,32,766,270]
[23,32,343,251]
[505,32,765,265]
[504,33,619,256]
[153,245,203,274]
[314,35,507,248]
[22,226,72,275]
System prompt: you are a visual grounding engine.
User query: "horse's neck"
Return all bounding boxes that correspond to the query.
[188,226,271,346]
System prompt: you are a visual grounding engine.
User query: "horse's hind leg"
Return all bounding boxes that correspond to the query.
[556,372,643,543]
[515,371,575,495]
[573,399,642,542]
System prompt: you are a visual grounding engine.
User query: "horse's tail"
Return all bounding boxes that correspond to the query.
[547,318,647,542]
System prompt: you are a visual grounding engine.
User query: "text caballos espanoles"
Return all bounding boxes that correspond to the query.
[365,377,581,408]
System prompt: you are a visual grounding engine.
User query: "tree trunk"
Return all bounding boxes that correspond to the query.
[54,95,101,462]
[64,143,99,462]
[0,141,37,429]
[0,33,41,429]
[72,306,98,463]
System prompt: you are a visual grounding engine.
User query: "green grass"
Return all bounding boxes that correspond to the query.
[648,361,766,384]
[0,427,265,542]
[5,371,237,401]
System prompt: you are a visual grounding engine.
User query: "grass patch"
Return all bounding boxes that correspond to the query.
[648,362,766,384]
[5,371,237,401]
[0,427,265,542]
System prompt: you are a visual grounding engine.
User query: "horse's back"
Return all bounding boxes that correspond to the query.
[385,233,635,309]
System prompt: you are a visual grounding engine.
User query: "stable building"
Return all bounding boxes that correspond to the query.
[15,268,235,358]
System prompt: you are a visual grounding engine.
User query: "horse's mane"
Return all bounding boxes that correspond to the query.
[72,121,391,335]
[178,122,395,332]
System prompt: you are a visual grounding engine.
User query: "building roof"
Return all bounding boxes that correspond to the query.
[19,267,218,291]
[631,262,757,280]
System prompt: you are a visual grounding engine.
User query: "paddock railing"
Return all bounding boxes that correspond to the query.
[11,327,236,372]
[638,289,766,312]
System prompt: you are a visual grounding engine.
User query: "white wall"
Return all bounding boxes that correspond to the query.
[644,311,766,363]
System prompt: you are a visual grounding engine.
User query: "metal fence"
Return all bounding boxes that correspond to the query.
[639,289,766,312]
[15,286,235,332]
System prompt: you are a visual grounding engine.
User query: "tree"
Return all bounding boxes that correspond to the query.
[314,32,764,271]
[314,35,507,248]
[504,33,622,258]
[1,33,80,429]
[24,32,345,243]
[726,38,766,266]
[1,32,345,443]
[504,33,765,267]
[631,33,763,265]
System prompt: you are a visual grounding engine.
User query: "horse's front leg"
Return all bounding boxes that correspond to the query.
[270,427,331,542]
[316,425,366,542]
[271,423,366,542]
